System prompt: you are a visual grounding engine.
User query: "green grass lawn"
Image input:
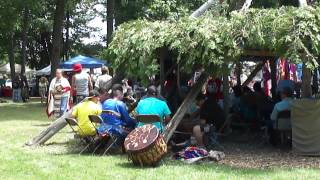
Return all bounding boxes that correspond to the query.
[0,101,319,180]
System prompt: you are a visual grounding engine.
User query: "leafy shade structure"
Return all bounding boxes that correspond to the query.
[105,6,320,79]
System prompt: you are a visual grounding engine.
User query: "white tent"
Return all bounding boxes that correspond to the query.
[35,65,73,76]
[0,63,34,74]
[36,65,51,76]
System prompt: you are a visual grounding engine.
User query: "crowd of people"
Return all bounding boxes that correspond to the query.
[43,62,297,153]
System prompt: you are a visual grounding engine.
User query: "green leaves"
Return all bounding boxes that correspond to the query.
[105,5,320,81]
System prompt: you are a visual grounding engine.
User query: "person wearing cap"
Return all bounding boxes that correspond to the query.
[135,85,172,133]
[72,63,93,104]
[47,69,71,118]
[72,90,102,137]
[95,66,112,90]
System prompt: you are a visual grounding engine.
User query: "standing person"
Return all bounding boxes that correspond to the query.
[47,69,71,118]
[12,74,22,102]
[20,73,29,102]
[136,85,172,133]
[39,76,49,104]
[95,66,112,90]
[72,63,92,104]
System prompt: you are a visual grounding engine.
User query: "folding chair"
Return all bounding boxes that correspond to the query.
[88,114,119,155]
[136,114,161,124]
[65,118,94,154]
[275,110,291,145]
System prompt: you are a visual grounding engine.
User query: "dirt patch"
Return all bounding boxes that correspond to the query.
[220,140,320,169]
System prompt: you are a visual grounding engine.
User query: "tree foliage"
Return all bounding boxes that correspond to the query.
[105,6,320,80]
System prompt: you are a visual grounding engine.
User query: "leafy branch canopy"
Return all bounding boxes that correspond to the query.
[104,5,320,79]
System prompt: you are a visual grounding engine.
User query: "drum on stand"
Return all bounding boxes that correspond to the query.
[124,124,167,166]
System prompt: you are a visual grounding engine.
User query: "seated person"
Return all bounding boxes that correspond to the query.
[253,82,274,121]
[192,92,225,147]
[270,87,293,122]
[72,90,102,137]
[135,85,171,133]
[97,89,136,143]
[239,87,258,123]
[176,94,206,133]
[269,87,293,146]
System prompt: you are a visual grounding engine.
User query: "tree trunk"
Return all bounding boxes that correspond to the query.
[21,7,29,75]
[301,64,312,98]
[50,0,66,78]
[64,9,70,60]
[312,69,318,94]
[8,34,16,79]
[164,73,208,143]
[107,0,115,46]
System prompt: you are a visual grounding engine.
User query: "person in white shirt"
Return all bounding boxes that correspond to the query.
[95,66,112,90]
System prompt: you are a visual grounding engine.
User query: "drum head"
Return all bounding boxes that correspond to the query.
[124,124,159,152]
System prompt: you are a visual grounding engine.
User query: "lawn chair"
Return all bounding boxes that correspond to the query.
[88,113,119,155]
[136,114,161,124]
[65,118,95,154]
[275,110,291,146]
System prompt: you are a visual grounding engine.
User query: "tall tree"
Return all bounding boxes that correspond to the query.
[51,0,66,77]
[21,7,29,75]
[107,0,115,46]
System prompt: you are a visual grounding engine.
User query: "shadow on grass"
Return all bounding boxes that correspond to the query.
[0,102,47,122]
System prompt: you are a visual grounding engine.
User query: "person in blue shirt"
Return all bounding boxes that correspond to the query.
[97,88,136,142]
[136,85,171,133]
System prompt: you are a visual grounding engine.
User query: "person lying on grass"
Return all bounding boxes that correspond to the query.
[72,90,102,137]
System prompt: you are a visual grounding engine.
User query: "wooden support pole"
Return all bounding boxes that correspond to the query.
[159,48,166,96]
[236,62,242,85]
[242,62,264,87]
[222,67,230,116]
[302,64,312,98]
[164,73,208,143]
[270,59,277,100]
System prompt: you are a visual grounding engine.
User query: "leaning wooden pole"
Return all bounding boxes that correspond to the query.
[26,99,85,146]
[26,112,71,146]
[242,62,264,87]
[190,0,217,18]
[164,73,208,143]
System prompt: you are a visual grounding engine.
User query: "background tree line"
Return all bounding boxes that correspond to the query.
[0,0,318,78]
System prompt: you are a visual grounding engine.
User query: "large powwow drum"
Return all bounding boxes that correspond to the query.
[124,124,167,166]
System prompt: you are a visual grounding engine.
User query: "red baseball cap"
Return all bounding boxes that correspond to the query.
[73,63,82,72]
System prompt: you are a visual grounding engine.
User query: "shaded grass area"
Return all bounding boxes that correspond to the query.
[0,102,319,179]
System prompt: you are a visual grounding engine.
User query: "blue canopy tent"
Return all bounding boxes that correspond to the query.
[59,55,107,69]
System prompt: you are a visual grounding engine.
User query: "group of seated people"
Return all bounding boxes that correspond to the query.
[230,81,294,145]
[71,84,172,150]
[71,77,295,152]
